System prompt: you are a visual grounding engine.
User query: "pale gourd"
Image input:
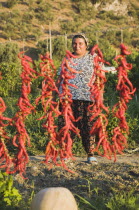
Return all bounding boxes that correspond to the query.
[30,187,78,210]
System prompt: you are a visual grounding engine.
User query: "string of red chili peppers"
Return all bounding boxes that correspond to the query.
[35,53,61,169]
[11,53,38,177]
[111,44,136,160]
[0,97,13,172]
[88,45,113,159]
[56,50,82,171]
[35,51,82,172]
[0,44,135,175]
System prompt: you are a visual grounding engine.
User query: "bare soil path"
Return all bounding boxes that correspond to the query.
[14,152,139,209]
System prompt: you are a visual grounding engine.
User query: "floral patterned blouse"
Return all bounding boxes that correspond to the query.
[58,52,96,101]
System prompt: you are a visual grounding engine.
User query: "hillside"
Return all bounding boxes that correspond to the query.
[1,0,139,52]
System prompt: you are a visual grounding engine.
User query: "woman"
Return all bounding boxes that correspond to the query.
[57,34,98,164]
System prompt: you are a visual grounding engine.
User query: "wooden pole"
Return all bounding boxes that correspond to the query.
[121,29,123,43]
[65,34,67,50]
[49,23,52,59]
[23,38,25,54]
[47,35,49,52]
[96,32,99,44]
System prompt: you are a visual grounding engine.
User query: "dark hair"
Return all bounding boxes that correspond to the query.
[72,34,88,46]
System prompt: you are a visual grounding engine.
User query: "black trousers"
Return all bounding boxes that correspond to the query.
[58,100,96,156]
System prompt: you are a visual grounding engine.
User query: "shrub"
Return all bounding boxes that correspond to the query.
[128,9,137,18]
[36,36,71,61]
[25,111,48,155]
[98,39,116,62]
[32,28,43,41]
[106,189,139,210]
[0,12,11,21]
[2,22,19,40]
[112,31,123,47]
[35,12,54,23]
[121,29,132,45]
[22,12,34,23]
[59,2,66,9]
[52,36,68,60]
[11,10,20,18]
[131,28,139,39]
[127,50,139,90]
[104,73,118,107]
[72,0,96,20]
[36,39,49,55]
[0,62,21,97]
[0,43,21,96]
[60,20,81,33]
[6,0,18,8]
[18,23,33,39]
[127,112,139,147]
[0,42,19,63]
[132,39,139,49]
[34,2,52,13]
[98,10,125,24]
[0,171,22,209]
[104,30,117,45]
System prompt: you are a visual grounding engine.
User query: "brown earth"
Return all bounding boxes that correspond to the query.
[14,152,139,209]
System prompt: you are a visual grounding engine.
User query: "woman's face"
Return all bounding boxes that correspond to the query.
[72,38,87,57]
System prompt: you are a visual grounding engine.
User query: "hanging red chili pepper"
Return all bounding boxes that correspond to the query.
[35,53,62,169]
[88,44,112,159]
[1,43,136,175]
[0,97,13,172]
[111,44,136,160]
[10,53,38,177]
[0,72,2,80]
[36,51,81,172]
[55,51,81,171]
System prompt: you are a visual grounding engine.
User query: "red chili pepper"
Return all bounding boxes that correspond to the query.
[111,44,135,157]
[88,45,111,158]
[35,53,69,170]
[43,50,80,172]
[120,43,131,55]
[5,52,39,177]
[0,98,13,172]
[0,72,2,80]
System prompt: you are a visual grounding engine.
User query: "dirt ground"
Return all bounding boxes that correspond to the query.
[14,152,139,209]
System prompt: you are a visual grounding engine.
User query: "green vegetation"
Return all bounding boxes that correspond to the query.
[6,0,17,8]
[0,0,139,50]
[0,171,22,209]
[75,179,139,210]
[0,43,21,96]
[0,39,138,154]
[1,0,139,155]
[0,45,139,209]
[0,1,139,209]
[1,169,139,209]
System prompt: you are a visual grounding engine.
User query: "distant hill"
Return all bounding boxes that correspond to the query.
[0,0,139,52]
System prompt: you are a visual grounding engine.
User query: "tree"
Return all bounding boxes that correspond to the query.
[0,43,21,96]
[0,42,19,63]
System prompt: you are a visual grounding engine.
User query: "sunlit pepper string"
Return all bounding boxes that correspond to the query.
[35,53,61,169]
[111,44,136,159]
[88,44,113,159]
[57,50,81,172]
[0,97,13,172]
[11,53,38,177]
[0,72,2,80]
